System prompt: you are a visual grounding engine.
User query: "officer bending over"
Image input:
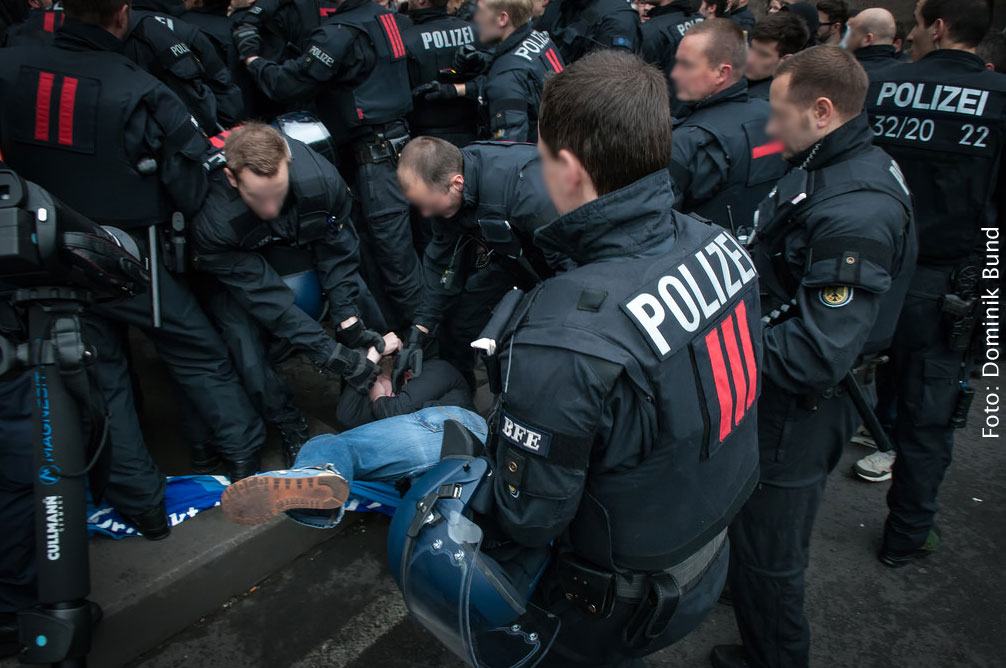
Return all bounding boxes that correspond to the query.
[0,0,267,535]
[485,51,760,666]
[669,18,786,231]
[743,11,808,100]
[865,0,1005,568]
[395,137,561,384]
[537,0,640,64]
[448,0,564,142]
[236,0,423,329]
[711,46,917,668]
[191,124,386,468]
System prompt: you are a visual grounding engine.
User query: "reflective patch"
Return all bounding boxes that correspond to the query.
[499,409,552,457]
[819,285,854,308]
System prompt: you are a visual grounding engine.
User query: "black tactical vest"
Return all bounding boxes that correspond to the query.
[318,3,412,137]
[4,4,64,47]
[865,54,1005,263]
[499,216,761,570]
[550,0,638,63]
[402,12,478,136]
[674,95,787,232]
[486,29,563,143]
[0,47,175,228]
[752,149,915,354]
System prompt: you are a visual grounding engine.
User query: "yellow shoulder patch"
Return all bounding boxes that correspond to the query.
[819,285,854,308]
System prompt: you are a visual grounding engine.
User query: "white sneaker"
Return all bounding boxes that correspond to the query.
[854,450,895,482]
[850,425,878,449]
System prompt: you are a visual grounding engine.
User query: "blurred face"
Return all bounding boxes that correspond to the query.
[768,0,782,12]
[531,0,548,19]
[816,11,839,43]
[226,162,290,221]
[698,1,717,19]
[747,38,781,81]
[766,73,821,159]
[400,168,465,219]
[844,16,867,51]
[909,0,935,61]
[475,0,507,43]
[672,34,726,102]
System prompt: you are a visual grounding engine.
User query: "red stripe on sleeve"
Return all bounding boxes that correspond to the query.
[57,76,78,146]
[43,12,55,32]
[34,72,55,142]
[734,300,759,409]
[719,314,748,427]
[545,48,563,72]
[752,140,785,160]
[379,14,405,59]
[705,328,734,442]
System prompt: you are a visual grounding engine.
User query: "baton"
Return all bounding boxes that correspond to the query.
[148,224,161,328]
[843,370,892,453]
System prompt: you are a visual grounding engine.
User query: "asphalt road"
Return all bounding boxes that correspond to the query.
[129,380,1006,668]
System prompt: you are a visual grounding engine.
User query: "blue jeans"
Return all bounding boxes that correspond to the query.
[287,406,487,528]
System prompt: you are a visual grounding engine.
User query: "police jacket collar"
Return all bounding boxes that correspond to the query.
[534,170,676,264]
[54,18,125,53]
[854,44,897,62]
[646,0,693,19]
[788,112,873,171]
[336,0,375,15]
[690,79,748,114]
[408,6,448,23]
[918,47,987,72]
[497,22,534,54]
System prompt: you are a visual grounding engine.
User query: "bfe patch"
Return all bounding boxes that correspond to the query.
[499,409,552,457]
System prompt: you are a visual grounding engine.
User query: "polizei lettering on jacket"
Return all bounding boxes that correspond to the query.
[875,82,991,117]
[513,30,551,61]
[420,25,476,50]
[623,232,757,357]
[676,17,703,37]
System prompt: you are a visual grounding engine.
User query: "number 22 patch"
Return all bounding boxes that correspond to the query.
[819,285,854,308]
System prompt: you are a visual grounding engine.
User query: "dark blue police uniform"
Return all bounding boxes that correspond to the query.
[639,0,703,115]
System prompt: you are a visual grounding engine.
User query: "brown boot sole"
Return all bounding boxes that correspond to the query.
[220,474,350,525]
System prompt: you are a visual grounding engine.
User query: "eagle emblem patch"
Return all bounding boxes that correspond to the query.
[819,285,853,308]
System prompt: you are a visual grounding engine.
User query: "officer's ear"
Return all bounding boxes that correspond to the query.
[109,2,131,38]
[224,167,240,190]
[810,95,836,129]
[449,173,465,194]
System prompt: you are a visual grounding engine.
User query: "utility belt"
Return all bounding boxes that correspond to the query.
[800,355,886,412]
[554,529,727,650]
[352,124,411,166]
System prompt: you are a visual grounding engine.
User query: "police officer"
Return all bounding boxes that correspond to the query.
[844,7,901,79]
[394,137,561,384]
[448,0,563,142]
[538,0,640,64]
[865,0,1005,568]
[669,19,786,231]
[191,125,385,467]
[237,0,423,329]
[743,11,808,101]
[726,0,755,36]
[639,0,703,114]
[711,46,917,668]
[403,0,479,147]
[0,0,267,536]
[477,51,760,667]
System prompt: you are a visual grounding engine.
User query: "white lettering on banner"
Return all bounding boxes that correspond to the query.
[875,82,991,117]
[624,233,757,355]
[513,30,550,61]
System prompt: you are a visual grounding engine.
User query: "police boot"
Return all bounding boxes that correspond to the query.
[710,645,753,668]
[878,526,941,568]
[189,441,221,474]
[121,501,171,541]
[227,457,261,482]
[276,413,310,469]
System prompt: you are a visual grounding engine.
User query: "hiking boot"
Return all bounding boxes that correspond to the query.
[220,466,349,526]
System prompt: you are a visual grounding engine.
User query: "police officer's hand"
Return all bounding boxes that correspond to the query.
[233,24,262,60]
[453,44,491,78]
[322,345,379,394]
[337,318,386,353]
[412,82,458,101]
[391,325,432,393]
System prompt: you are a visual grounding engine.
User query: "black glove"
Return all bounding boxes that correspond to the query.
[411,81,458,101]
[321,345,379,394]
[337,319,385,353]
[452,44,492,78]
[233,24,262,60]
[391,326,432,393]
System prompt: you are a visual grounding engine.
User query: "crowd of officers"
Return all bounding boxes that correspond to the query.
[0,0,1003,664]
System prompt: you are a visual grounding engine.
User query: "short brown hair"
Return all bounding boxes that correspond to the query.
[685,18,748,79]
[539,50,672,196]
[63,0,129,27]
[397,136,464,192]
[751,12,809,57]
[224,123,290,179]
[482,0,532,27]
[774,45,868,119]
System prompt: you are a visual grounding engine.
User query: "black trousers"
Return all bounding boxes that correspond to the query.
[885,264,969,553]
[536,542,729,668]
[728,383,860,668]
[0,373,36,614]
[437,264,512,381]
[83,247,265,514]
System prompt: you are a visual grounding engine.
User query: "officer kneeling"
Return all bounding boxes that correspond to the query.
[389,50,761,668]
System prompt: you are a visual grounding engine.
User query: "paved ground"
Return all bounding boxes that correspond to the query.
[127,374,1006,668]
